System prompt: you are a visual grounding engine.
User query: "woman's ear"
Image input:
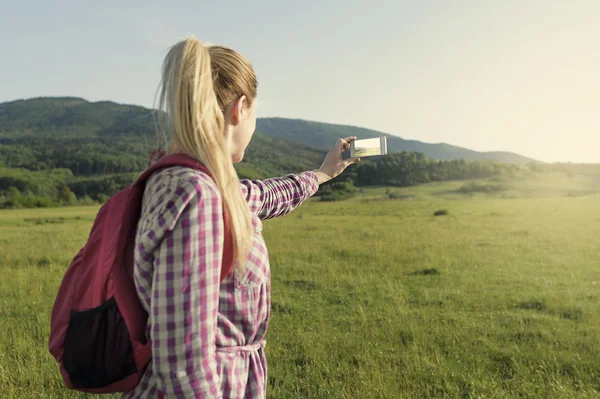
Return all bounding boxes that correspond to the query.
[230,95,247,126]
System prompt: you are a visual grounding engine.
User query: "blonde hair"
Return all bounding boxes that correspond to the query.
[157,37,257,269]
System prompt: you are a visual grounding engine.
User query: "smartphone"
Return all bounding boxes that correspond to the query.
[350,137,388,158]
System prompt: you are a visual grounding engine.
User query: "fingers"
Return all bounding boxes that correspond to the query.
[336,138,347,151]
[337,136,357,151]
[342,157,361,168]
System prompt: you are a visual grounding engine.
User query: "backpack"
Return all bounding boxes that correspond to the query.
[48,153,234,393]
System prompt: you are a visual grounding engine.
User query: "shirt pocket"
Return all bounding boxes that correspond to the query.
[233,216,269,291]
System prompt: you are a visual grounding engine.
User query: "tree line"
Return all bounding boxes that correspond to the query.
[1,150,538,208]
[315,152,524,201]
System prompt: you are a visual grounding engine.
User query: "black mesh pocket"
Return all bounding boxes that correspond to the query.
[63,297,137,388]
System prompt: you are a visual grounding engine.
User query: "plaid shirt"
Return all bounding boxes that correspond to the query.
[124,166,319,399]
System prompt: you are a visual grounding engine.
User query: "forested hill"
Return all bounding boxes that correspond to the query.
[0,97,324,178]
[1,97,536,163]
[256,118,536,164]
[0,97,544,208]
[0,97,152,139]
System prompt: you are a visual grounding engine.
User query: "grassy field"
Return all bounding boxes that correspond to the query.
[1,175,599,398]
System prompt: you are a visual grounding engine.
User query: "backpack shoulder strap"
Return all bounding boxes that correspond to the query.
[136,153,235,282]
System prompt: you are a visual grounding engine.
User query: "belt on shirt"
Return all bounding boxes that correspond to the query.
[216,340,266,353]
[156,341,267,399]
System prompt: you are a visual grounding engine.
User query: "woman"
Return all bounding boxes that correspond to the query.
[126,37,359,399]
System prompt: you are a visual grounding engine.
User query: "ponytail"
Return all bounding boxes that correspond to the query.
[157,37,253,270]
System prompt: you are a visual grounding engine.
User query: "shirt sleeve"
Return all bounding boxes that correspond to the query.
[240,171,320,220]
[149,179,223,399]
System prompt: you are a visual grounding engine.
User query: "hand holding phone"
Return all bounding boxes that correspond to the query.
[314,136,361,184]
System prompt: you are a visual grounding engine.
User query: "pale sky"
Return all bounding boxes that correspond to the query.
[1,0,598,163]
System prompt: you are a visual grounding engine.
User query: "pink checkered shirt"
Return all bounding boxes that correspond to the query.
[123,166,319,399]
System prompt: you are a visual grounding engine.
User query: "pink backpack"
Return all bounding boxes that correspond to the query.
[49,153,234,393]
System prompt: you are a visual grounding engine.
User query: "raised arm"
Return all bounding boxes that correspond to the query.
[240,136,360,220]
[240,172,319,220]
[150,178,224,398]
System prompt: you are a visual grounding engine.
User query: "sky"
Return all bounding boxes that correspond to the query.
[1,0,599,163]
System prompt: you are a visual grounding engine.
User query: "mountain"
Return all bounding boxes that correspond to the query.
[0,97,154,138]
[0,97,324,179]
[0,97,537,165]
[256,118,537,164]
[0,97,551,208]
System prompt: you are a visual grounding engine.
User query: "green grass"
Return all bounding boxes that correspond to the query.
[1,178,599,398]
